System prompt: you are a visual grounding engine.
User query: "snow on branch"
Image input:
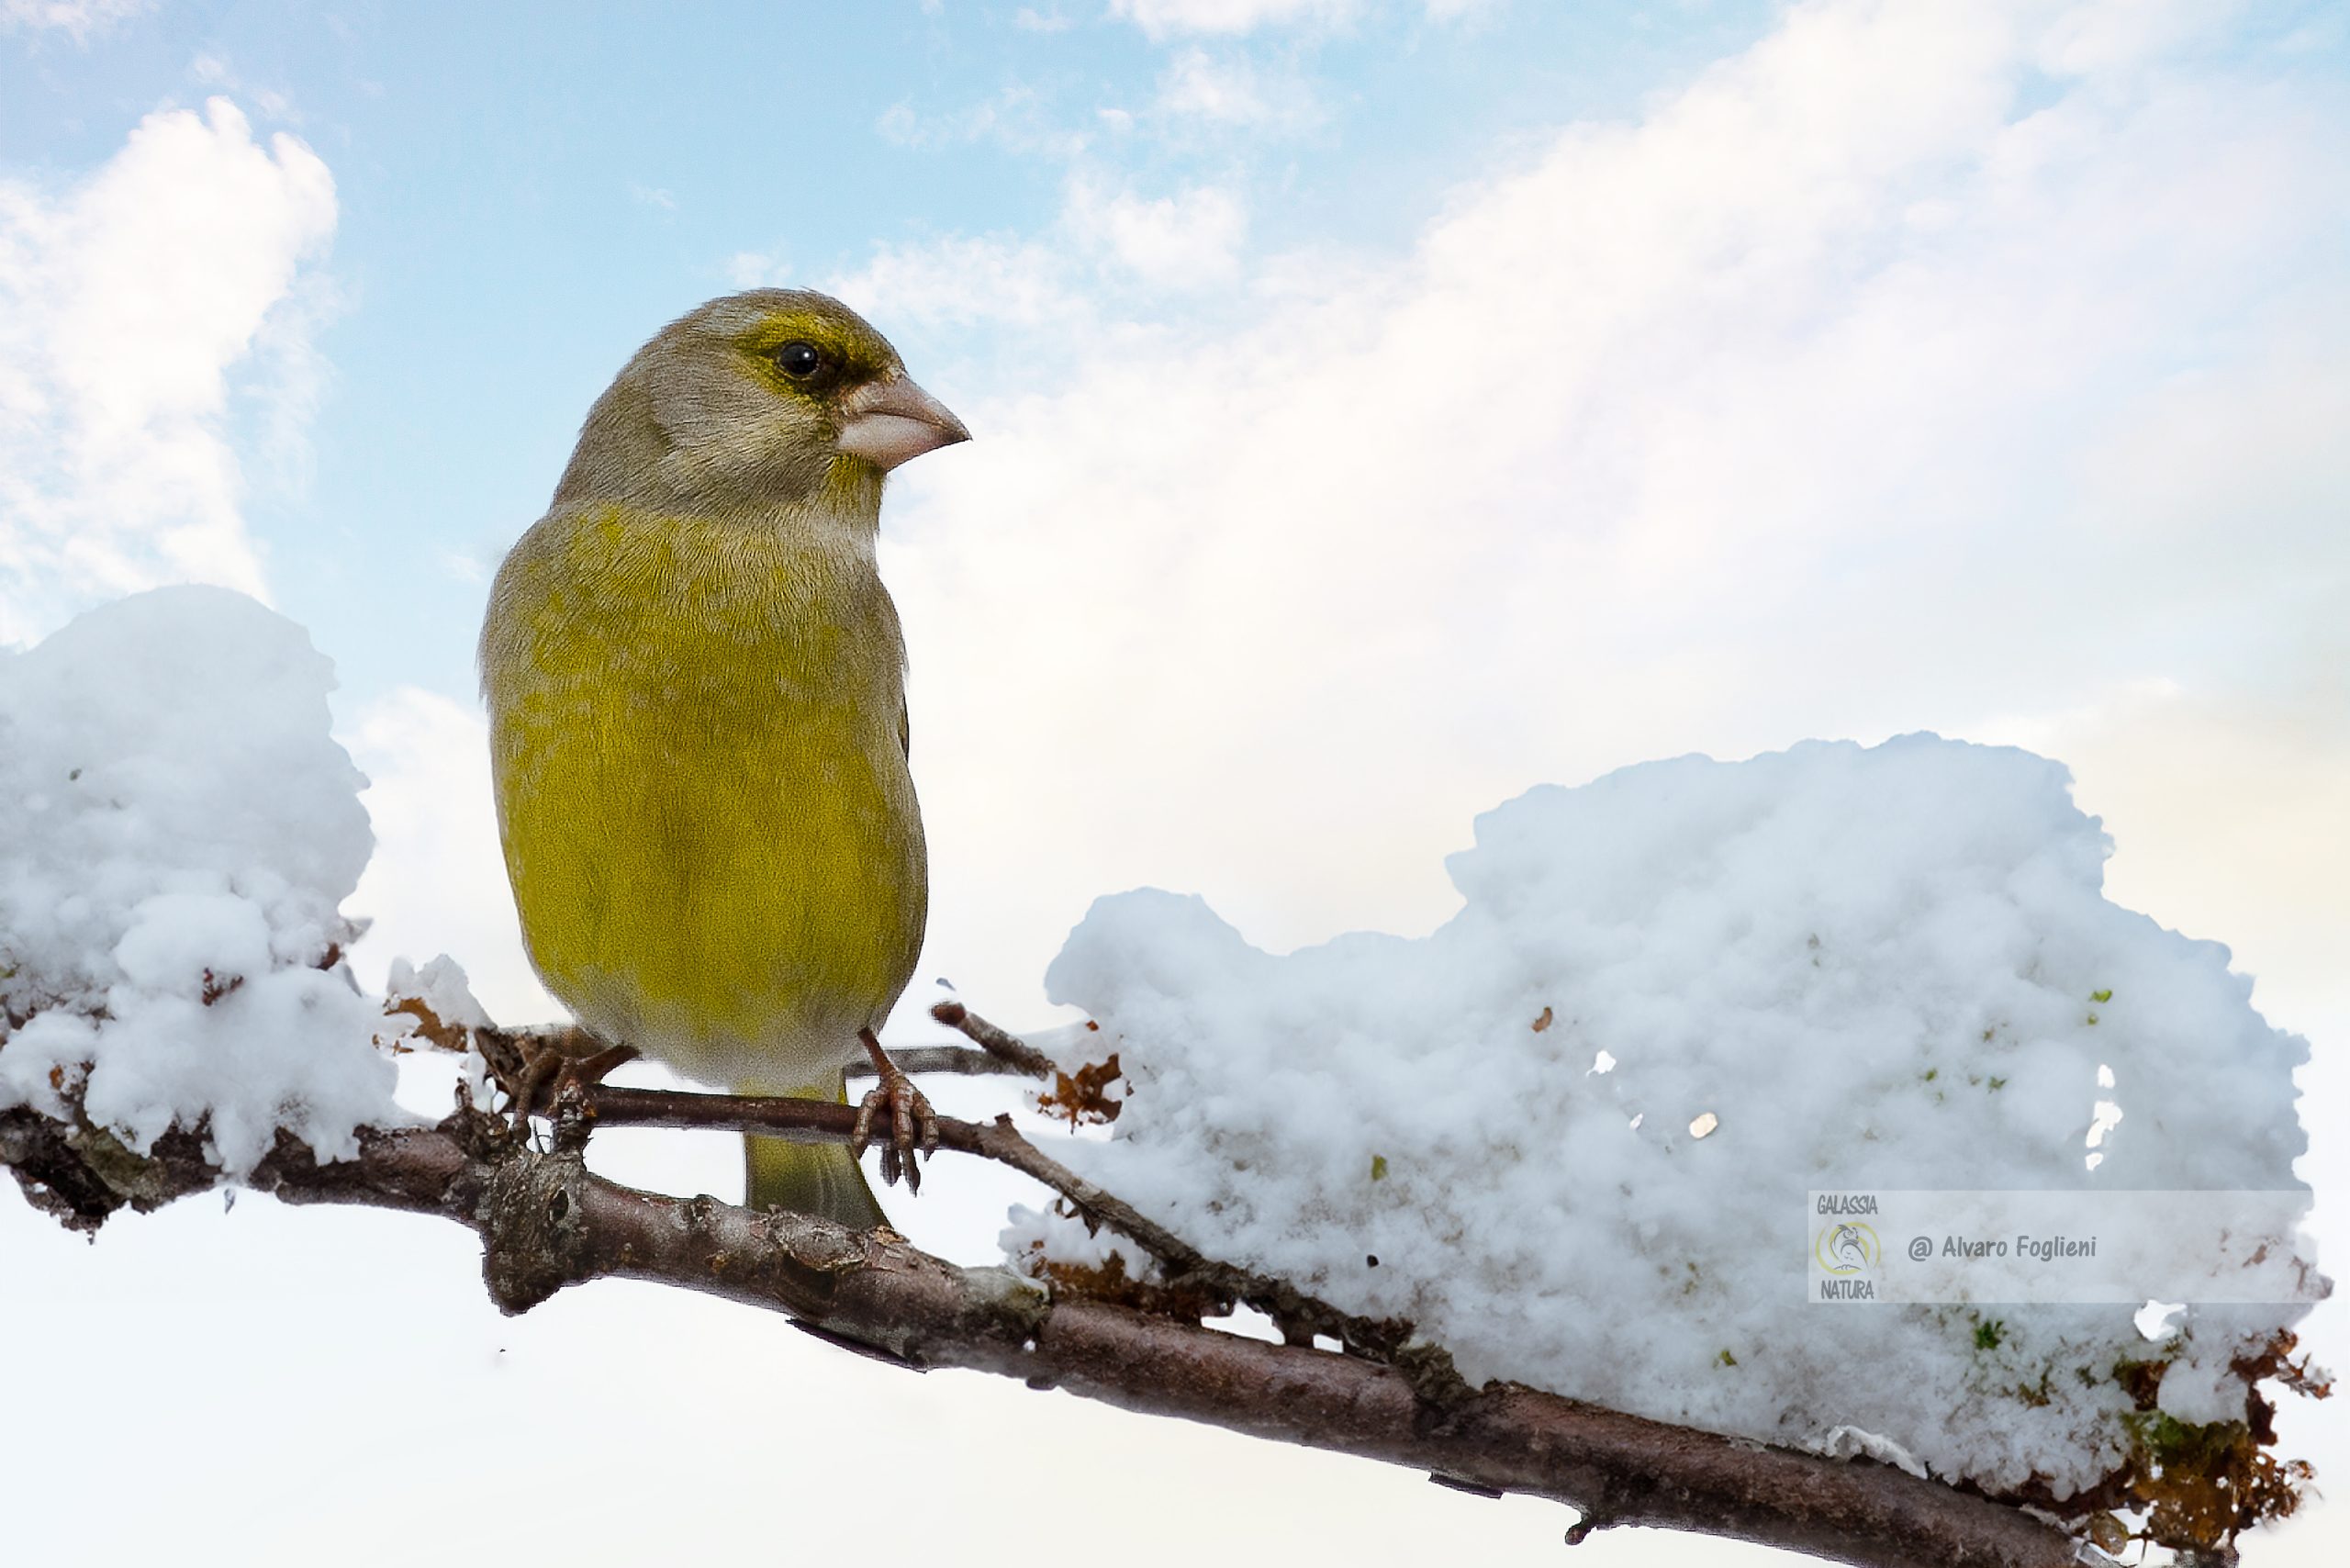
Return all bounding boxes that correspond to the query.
[1,588,2329,1565]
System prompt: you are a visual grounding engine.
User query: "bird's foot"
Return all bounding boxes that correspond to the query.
[852,1026,939,1193]
[496,1029,639,1132]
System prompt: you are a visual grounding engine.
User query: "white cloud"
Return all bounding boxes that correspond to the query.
[0,97,337,643]
[847,0,2350,1029]
[2033,0,2244,74]
[185,50,298,121]
[1108,0,1359,40]
[1013,4,1075,30]
[1068,178,1248,286]
[834,230,1079,330]
[1153,47,1319,129]
[725,246,792,288]
[832,176,1248,329]
[0,0,145,39]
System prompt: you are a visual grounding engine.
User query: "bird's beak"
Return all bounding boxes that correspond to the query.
[836,375,971,471]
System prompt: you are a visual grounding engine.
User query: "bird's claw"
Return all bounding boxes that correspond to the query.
[851,1040,937,1193]
[495,1032,638,1133]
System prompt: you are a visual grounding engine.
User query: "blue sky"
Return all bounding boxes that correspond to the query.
[6,1,2344,715]
[6,3,2350,1563]
[6,0,1807,705]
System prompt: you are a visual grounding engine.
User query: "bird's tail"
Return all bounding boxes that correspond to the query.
[744,1078,887,1228]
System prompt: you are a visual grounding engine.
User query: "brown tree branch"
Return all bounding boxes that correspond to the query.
[928,999,1058,1077]
[853,1044,1036,1079]
[584,1081,1434,1365]
[1,1096,2087,1568]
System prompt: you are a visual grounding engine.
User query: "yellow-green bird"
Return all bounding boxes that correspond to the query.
[479,289,969,1226]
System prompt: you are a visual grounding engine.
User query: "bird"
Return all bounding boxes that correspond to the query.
[478,288,968,1227]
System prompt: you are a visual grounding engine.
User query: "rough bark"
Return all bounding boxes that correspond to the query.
[1,1094,2087,1568]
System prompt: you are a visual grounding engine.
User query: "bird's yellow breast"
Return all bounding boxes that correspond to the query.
[480,503,926,1090]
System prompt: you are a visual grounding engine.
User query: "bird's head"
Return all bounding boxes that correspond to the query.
[554,288,970,517]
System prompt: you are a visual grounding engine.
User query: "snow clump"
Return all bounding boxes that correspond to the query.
[1028,735,2316,1497]
[0,587,406,1175]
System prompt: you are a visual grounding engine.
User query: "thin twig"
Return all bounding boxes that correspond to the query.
[471,1025,1031,1082]
[855,1045,1035,1079]
[929,1000,1057,1078]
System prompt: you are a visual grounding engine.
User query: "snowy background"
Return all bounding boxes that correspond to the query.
[5,1,2345,1563]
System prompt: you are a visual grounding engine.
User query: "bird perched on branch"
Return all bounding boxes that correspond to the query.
[479,289,969,1226]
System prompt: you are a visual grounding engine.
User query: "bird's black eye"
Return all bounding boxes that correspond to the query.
[774,341,827,381]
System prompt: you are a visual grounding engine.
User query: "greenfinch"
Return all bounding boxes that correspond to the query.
[479,289,968,1226]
